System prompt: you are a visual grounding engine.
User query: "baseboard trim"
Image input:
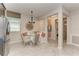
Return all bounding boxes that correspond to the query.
[71,43,79,47]
[72,34,79,37]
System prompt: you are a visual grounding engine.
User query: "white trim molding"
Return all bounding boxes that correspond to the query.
[71,43,79,47]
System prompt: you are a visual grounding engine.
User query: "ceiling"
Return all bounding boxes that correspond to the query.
[4,3,79,17]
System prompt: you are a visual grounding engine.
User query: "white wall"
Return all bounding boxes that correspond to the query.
[70,11,79,36]
[70,11,79,45]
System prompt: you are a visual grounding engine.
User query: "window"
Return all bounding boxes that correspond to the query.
[7,17,20,32]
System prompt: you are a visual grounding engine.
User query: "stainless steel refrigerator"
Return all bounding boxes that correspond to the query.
[0,17,10,56]
[0,3,10,56]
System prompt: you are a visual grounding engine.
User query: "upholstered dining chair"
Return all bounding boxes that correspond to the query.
[38,32,46,44]
[21,32,31,45]
[21,32,36,46]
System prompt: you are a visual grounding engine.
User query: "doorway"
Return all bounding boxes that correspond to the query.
[47,15,58,45]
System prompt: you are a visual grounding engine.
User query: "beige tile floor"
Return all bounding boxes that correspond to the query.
[8,41,79,56]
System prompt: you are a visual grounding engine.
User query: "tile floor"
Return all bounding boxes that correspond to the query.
[8,41,79,56]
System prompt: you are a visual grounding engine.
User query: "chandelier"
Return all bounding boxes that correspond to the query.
[28,10,35,24]
[26,10,36,30]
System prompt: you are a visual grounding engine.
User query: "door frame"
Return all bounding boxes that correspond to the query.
[47,15,58,42]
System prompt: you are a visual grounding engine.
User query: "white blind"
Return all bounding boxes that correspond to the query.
[7,17,20,32]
